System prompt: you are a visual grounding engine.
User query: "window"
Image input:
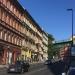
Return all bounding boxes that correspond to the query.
[3,31,6,40]
[14,7,16,15]
[0,8,1,20]
[13,20,16,28]
[20,26,23,33]
[15,37,17,44]
[3,0,6,6]
[1,31,3,39]
[12,18,14,28]
[12,36,14,43]
[4,33,7,41]
[10,35,12,43]
[6,33,8,41]
[17,23,19,31]
[6,14,10,25]
[10,4,13,12]
[71,47,75,56]
[8,34,11,42]
[19,12,21,19]
[19,24,21,32]
[5,13,7,23]
[16,10,19,18]
[20,14,23,21]
[0,31,2,39]
[0,0,1,3]
[7,0,10,9]
[19,39,21,46]
[0,0,3,3]
[13,36,15,44]
[4,11,6,23]
[14,36,17,44]
[22,39,25,46]
[17,38,19,45]
[1,9,4,21]
[24,18,26,22]
[9,16,12,26]
[15,21,17,30]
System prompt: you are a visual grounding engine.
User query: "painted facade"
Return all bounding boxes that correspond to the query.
[0,0,48,64]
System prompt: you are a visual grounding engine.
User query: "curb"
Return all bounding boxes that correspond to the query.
[0,62,43,69]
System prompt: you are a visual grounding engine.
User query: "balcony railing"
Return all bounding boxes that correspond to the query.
[22,21,43,41]
[0,2,22,25]
[0,2,42,46]
[0,19,24,38]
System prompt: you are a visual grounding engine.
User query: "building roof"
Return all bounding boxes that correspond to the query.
[12,0,43,32]
[24,9,43,32]
[43,30,48,37]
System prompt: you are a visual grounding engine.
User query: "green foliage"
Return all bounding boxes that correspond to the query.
[48,34,54,59]
[48,34,54,45]
[48,34,60,59]
[48,44,59,59]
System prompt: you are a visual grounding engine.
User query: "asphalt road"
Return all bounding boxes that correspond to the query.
[0,61,66,75]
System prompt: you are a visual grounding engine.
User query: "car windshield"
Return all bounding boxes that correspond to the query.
[71,46,75,56]
[15,61,22,65]
[70,61,75,67]
[68,69,75,75]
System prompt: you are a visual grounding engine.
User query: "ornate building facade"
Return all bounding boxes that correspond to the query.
[42,31,48,61]
[0,0,46,64]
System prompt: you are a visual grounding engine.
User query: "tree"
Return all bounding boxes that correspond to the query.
[48,34,54,45]
[48,34,55,59]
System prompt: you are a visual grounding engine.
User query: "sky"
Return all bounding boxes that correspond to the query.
[18,0,75,41]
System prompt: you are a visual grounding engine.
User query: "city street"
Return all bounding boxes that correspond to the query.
[0,61,65,75]
[0,64,54,75]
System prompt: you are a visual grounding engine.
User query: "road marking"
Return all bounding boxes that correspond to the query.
[25,67,47,75]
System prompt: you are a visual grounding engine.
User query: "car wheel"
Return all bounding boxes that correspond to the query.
[20,69,24,73]
[25,68,28,72]
[21,68,24,73]
[27,68,29,72]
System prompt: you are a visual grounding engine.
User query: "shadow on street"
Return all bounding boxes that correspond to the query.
[47,61,65,75]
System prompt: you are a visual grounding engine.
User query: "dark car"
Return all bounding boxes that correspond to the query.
[7,60,30,73]
[44,60,52,65]
[67,67,75,75]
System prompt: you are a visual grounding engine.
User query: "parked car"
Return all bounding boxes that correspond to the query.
[67,67,75,75]
[44,59,52,65]
[7,60,30,73]
[66,61,75,75]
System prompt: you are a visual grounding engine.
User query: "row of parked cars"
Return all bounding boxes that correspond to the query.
[7,60,30,73]
[7,59,52,73]
[44,59,52,65]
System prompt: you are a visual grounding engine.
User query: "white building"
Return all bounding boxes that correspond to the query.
[42,31,48,61]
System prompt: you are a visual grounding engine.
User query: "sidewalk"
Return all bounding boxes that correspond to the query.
[0,61,43,69]
[0,65,8,69]
[30,61,43,65]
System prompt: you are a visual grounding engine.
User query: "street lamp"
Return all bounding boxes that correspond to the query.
[67,9,74,46]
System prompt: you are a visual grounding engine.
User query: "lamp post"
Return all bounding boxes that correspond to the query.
[67,9,73,46]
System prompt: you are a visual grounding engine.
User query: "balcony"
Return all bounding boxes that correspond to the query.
[0,19,24,38]
[30,45,38,52]
[22,21,35,33]
[39,51,43,55]
[0,2,22,25]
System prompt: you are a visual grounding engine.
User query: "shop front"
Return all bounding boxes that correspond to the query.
[0,45,21,65]
[31,51,39,62]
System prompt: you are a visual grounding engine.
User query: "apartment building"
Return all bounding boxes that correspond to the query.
[0,0,44,64]
[42,31,48,61]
